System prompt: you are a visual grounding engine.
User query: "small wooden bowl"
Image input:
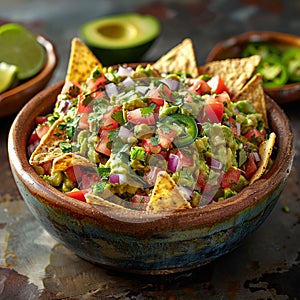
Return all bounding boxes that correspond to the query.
[0,34,58,117]
[8,76,294,274]
[206,31,300,104]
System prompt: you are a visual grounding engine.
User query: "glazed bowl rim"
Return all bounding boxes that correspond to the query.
[8,76,294,233]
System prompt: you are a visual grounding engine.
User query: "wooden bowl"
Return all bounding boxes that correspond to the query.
[206,31,300,104]
[0,34,58,117]
[8,79,294,274]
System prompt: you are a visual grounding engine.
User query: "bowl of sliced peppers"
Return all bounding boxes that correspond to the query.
[206,31,300,103]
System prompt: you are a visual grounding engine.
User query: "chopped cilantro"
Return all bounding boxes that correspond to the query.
[66,115,80,139]
[111,110,125,125]
[59,142,72,153]
[96,167,111,180]
[92,182,107,195]
[151,136,159,146]
[140,106,154,116]
[130,146,146,162]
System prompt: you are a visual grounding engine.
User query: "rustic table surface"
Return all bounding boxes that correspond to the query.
[1,0,300,299]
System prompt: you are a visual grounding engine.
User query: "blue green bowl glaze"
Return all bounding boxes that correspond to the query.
[8,80,294,274]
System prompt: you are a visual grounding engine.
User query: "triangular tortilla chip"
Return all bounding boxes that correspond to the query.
[65,37,102,83]
[249,132,276,184]
[146,171,192,212]
[51,153,96,175]
[233,73,268,127]
[152,38,199,78]
[199,55,261,96]
[85,193,127,209]
[29,119,66,165]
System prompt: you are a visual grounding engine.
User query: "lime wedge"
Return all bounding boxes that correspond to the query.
[0,23,46,80]
[0,62,18,93]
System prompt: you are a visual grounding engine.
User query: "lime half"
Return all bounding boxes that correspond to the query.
[0,62,18,93]
[0,23,46,80]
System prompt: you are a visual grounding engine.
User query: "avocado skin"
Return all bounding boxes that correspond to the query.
[87,39,157,65]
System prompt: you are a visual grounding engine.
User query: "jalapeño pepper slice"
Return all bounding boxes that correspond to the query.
[161,113,198,147]
[282,47,300,82]
[242,42,280,59]
[255,56,288,88]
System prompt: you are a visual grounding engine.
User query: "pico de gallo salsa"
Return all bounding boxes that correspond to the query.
[28,64,272,209]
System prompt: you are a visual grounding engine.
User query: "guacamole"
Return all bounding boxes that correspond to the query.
[28,64,272,209]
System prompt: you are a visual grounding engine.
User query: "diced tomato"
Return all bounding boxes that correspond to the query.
[244,128,266,145]
[86,75,106,92]
[221,167,241,188]
[77,94,93,114]
[79,172,99,190]
[127,108,156,125]
[196,171,207,191]
[95,130,111,156]
[149,97,164,106]
[36,124,50,139]
[66,189,88,202]
[42,161,52,175]
[177,150,194,167]
[100,106,122,131]
[65,165,84,183]
[28,132,40,145]
[226,117,238,137]
[201,96,224,123]
[244,153,258,179]
[142,138,161,154]
[207,75,229,94]
[188,78,211,95]
[157,128,176,149]
[214,91,231,104]
[130,194,150,210]
[35,116,48,125]
[61,81,82,96]
[78,113,89,130]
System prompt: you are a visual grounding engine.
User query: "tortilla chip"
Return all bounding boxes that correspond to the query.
[85,193,127,209]
[152,38,199,78]
[146,171,192,212]
[51,153,96,175]
[233,73,268,127]
[199,55,261,96]
[65,37,102,83]
[249,132,276,184]
[29,119,67,165]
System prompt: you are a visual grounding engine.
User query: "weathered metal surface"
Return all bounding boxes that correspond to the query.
[1,0,300,298]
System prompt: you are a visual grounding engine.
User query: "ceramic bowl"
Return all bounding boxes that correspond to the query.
[8,80,294,275]
[206,31,300,104]
[0,34,58,117]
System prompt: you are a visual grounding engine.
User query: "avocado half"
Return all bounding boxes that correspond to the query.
[80,13,161,65]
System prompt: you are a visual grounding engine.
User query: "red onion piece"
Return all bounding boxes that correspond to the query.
[168,153,180,173]
[109,173,127,185]
[118,126,134,139]
[117,66,134,77]
[135,85,149,95]
[207,157,223,170]
[252,152,261,162]
[160,78,179,91]
[179,185,193,200]
[236,122,241,136]
[122,76,135,87]
[105,83,119,98]
[109,173,120,184]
